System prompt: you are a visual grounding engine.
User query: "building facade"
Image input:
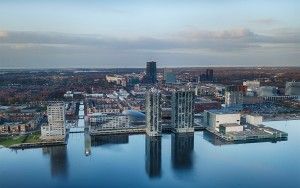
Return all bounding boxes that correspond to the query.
[145,61,157,84]
[285,82,300,96]
[41,101,66,140]
[146,89,162,136]
[89,113,129,130]
[203,110,241,131]
[171,89,195,133]
[224,85,246,107]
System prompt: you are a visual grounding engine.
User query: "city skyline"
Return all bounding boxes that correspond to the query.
[0,0,299,68]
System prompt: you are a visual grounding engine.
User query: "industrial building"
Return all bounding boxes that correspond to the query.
[245,115,263,126]
[219,123,243,134]
[285,82,300,96]
[203,110,241,131]
[41,101,66,140]
[145,89,162,136]
[257,86,278,97]
[171,89,195,133]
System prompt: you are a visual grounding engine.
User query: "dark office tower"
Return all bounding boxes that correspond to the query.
[145,61,157,84]
[206,69,213,81]
[145,135,162,178]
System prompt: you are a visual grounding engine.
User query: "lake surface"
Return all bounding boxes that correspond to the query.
[0,120,299,188]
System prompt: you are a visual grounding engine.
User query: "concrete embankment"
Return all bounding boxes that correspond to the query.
[9,141,66,149]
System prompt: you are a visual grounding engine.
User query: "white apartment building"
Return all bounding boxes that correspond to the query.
[145,89,162,136]
[41,102,66,140]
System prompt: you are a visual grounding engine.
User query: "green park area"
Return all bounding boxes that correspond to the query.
[0,131,41,148]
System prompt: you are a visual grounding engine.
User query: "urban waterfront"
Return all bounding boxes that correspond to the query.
[0,120,299,188]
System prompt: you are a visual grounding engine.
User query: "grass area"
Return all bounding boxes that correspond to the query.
[0,131,41,148]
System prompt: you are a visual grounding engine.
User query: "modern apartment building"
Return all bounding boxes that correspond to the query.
[145,89,162,136]
[41,101,66,140]
[171,89,195,133]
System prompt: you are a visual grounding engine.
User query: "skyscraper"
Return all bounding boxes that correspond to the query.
[146,89,162,136]
[206,69,213,81]
[171,89,195,133]
[224,85,246,107]
[145,61,157,84]
[41,101,66,140]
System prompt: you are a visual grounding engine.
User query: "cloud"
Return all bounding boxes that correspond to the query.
[1,28,299,53]
[0,28,299,68]
[250,18,279,25]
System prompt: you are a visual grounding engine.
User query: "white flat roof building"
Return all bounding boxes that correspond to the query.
[246,115,263,126]
[203,110,241,131]
[219,123,243,134]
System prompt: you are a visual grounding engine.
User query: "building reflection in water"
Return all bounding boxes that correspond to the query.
[203,130,227,146]
[203,130,287,146]
[84,131,92,156]
[145,135,162,178]
[42,145,69,178]
[91,134,129,147]
[171,133,194,170]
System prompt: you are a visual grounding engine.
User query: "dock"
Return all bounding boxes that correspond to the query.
[9,141,66,149]
[206,124,288,142]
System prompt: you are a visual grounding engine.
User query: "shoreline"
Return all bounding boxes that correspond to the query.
[263,116,300,122]
[9,141,66,150]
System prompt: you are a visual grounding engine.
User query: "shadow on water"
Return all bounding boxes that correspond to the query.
[90,134,129,147]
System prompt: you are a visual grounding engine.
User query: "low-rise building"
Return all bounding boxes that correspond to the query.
[203,110,241,131]
[246,115,263,126]
[219,123,243,134]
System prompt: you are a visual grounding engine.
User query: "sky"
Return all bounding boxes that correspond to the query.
[0,0,299,68]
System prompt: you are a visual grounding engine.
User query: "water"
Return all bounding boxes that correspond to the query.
[0,120,299,188]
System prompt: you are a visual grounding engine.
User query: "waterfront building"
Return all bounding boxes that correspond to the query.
[171,89,195,133]
[219,123,243,134]
[285,82,300,96]
[245,115,263,126]
[41,101,66,140]
[145,89,162,136]
[203,110,241,131]
[89,113,129,130]
[145,61,157,84]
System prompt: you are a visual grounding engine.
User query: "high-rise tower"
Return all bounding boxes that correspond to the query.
[145,61,157,84]
[171,89,195,133]
[145,89,162,136]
